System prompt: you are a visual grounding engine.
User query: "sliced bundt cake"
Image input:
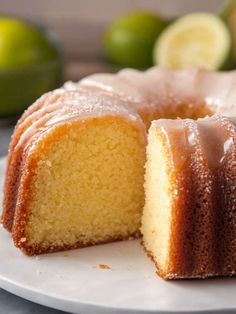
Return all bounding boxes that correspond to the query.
[2,67,236,280]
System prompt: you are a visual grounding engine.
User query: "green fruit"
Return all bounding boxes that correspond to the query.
[0,17,58,69]
[220,0,236,61]
[153,13,232,70]
[103,11,168,68]
[0,17,63,117]
[0,60,63,117]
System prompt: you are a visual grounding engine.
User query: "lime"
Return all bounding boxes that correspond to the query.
[0,17,63,118]
[0,60,63,117]
[0,17,58,69]
[103,11,168,68]
[153,13,232,70]
[220,0,236,61]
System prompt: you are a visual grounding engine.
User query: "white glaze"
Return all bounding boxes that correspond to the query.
[80,67,236,115]
[14,66,236,161]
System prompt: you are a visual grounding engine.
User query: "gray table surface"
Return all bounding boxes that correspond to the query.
[0,122,68,314]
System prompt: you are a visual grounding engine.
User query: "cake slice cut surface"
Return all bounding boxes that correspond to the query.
[141,116,236,279]
[8,101,146,255]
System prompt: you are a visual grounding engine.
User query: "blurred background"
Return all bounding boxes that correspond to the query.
[0,0,224,63]
[0,0,225,78]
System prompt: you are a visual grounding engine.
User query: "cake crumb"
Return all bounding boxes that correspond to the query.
[173,189,178,196]
[99,264,111,270]
[63,253,69,257]
[20,237,26,243]
[45,160,52,167]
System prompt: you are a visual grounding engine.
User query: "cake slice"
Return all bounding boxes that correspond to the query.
[141,115,236,279]
[2,89,146,255]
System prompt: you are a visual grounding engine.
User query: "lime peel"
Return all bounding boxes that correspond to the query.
[103,11,169,68]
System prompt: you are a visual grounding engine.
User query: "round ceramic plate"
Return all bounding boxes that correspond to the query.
[0,157,236,314]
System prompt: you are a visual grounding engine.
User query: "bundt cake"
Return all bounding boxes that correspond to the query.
[141,115,236,279]
[1,67,236,280]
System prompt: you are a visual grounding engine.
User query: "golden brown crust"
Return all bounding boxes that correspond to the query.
[1,91,61,231]
[141,240,236,280]
[17,233,141,256]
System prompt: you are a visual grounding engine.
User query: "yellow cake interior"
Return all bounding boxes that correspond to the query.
[141,128,174,276]
[24,116,145,251]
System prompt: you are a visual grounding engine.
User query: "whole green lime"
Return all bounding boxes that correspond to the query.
[103,11,168,68]
[0,17,63,118]
[0,17,58,68]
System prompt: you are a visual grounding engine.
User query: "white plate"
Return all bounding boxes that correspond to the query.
[0,157,236,314]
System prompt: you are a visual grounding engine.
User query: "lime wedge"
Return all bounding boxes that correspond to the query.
[153,13,232,70]
[220,0,236,60]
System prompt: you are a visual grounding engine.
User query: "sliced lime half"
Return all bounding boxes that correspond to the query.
[153,13,232,70]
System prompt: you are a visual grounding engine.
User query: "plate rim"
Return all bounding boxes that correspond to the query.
[1,273,236,314]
